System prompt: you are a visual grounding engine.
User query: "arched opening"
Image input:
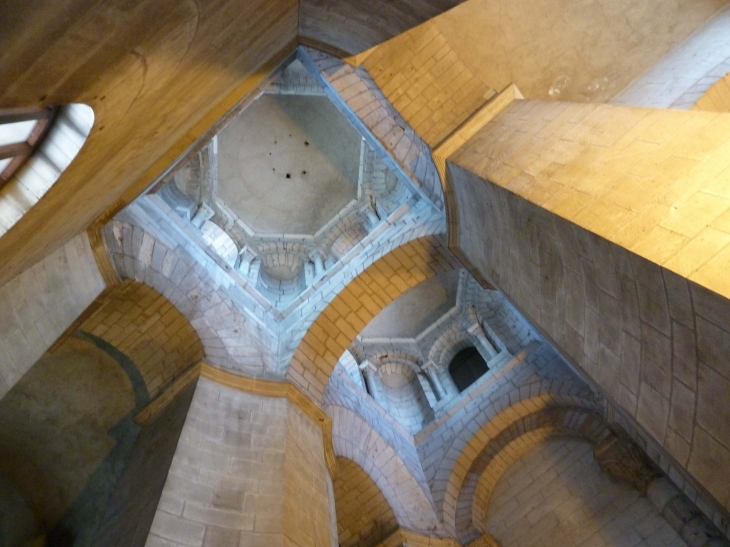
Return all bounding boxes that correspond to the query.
[0,106,56,188]
[449,347,488,392]
[0,103,93,237]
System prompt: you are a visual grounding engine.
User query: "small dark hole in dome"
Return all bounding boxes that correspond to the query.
[302,170,307,175]
[286,173,291,179]
[304,141,309,146]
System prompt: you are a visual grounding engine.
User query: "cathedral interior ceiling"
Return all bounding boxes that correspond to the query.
[2,1,730,546]
[1,0,727,287]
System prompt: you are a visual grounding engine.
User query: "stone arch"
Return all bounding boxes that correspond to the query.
[373,353,423,373]
[75,279,204,401]
[333,456,399,547]
[287,235,459,402]
[103,219,277,377]
[434,378,601,535]
[455,407,610,544]
[329,405,444,535]
[429,327,481,372]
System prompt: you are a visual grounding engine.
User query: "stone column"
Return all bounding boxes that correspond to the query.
[466,306,498,362]
[145,376,337,547]
[423,363,448,401]
[361,363,385,407]
[312,253,325,277]
[365,202,381,231]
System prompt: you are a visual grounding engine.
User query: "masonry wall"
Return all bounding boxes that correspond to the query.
[95,383,196,547]
[486,438,687,547]
[145,378,334,547]
[613,5,730,109]
[0,232,105,399]
[447,116,730,527]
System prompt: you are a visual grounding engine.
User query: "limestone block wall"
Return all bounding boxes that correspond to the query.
[378,362,432,434]
[328,404,443,535]
[104,216,279,378]
[360,20,495,148]
[324,366,428,496]
[146,377,334,547]
[80,281,204,400]
[333,456,399,547]
[445,97,730,526]
[94,383,196,547]
[485,438,688,547]
[466,284,535,356]
[0,231,105,400]
[288,235,459,403]
[415,341,597,533]
[613,5,730,109]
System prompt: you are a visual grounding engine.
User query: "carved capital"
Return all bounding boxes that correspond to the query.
[593,434,660,495]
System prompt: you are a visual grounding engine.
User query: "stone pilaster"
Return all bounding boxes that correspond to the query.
[145,375,336,547]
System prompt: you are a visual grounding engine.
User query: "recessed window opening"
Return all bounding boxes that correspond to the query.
[0,103,93,237]
[449,347,488,392]
[0,107,57,190]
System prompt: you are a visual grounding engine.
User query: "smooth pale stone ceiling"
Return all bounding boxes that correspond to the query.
[361,269,461,339]
[217,94,361,236]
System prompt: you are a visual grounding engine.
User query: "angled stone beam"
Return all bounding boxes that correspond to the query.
[435,90,730,532]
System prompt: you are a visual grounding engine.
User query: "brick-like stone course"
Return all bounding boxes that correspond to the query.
[287,235,459,403]
[447,101,730,526]
[81,281,204,399]
[303,48,445,211]
[486,438,688,547]
[145,378,334,547]
[613,6,730,109]
[0,232,105,400]
[362,21,495,148]
[334,456,399,547]
[328,402,443,535]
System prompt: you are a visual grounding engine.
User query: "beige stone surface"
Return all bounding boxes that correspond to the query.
[0,336,135,527]
[0,0,299,288]
[334,457,399,547]
[363,21,496,147]
[359,0,729,146]
[81,280,204,399]
[0,232,105,400]
[486,439,687,547]
[361,269,460,339]
[695,72,730,112]
[451,100,730,300]
[445,143,730,515]
[146,378,334,547]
